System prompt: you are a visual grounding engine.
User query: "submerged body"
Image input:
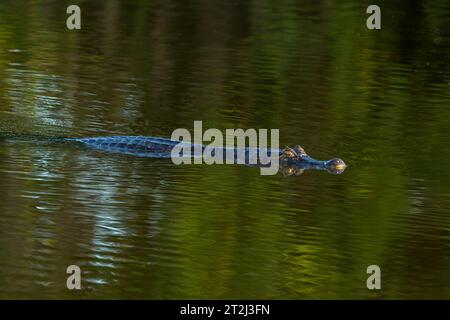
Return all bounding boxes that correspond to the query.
[66,136,346,176]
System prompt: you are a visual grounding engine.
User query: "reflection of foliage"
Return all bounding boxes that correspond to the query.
[0,0,449,299]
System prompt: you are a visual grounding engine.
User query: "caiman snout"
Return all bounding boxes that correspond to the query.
[325,158,347,174]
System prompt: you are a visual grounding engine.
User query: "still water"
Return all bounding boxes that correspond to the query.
[0,0,449,299]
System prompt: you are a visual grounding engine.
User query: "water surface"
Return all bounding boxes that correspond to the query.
[0,0,449,299]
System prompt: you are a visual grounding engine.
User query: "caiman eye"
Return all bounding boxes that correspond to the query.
[281,147,298,159]
[293,145,306,156]
[285,151,295,157]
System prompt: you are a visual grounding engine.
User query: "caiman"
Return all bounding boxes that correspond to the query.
[63,136,347,176]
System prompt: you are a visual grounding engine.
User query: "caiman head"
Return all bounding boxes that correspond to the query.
[279,145,346,176]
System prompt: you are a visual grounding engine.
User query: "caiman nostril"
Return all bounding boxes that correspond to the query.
[325,158,347,174]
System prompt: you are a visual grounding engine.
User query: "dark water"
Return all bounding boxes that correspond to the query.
[0,0,449,299]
